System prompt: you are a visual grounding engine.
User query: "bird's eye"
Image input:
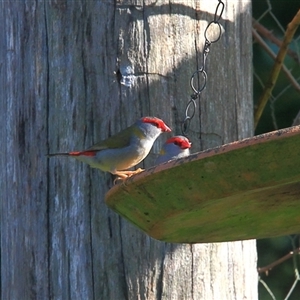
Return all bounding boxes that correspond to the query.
[174,141,180,146]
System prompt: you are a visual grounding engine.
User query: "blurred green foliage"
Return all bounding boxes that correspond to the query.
[253,0,300,299]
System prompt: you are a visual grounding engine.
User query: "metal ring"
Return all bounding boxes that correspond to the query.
[181,117,191,135]
[185,99,197,120]
[214,1,225,23]
[190,69,207,94]
[204,21,222,44]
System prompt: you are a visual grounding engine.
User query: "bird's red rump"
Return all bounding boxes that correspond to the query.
[69,151,96,157]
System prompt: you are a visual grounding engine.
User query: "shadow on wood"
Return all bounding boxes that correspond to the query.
[106,126,300,243]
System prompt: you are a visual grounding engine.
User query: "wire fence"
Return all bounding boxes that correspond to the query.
[257,236,300,300]
[252,0,300,132]
[252,0,300,299]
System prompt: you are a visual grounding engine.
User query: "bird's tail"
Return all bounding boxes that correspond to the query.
[47,151,96,157]
[47,152,71,157]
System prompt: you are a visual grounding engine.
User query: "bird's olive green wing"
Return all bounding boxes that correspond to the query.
[87,124,144,150]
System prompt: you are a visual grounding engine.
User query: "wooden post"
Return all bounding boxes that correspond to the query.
[0,0,256,299]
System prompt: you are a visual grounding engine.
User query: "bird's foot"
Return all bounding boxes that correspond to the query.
[126,168,144,176]
[113,168,144,185]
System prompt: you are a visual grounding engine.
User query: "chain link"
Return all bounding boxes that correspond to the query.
[181,0,224,136]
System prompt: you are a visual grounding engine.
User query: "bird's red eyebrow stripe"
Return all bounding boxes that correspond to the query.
[69,151,96,157]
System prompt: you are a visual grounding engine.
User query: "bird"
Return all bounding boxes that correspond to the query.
[48,117,171,181]
[155,135,191,165]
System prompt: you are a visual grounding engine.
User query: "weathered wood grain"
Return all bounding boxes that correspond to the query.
[0,1,256,299]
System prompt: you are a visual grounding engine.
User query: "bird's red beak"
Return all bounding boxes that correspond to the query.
[183,141,192,149]
[163,124,172,132]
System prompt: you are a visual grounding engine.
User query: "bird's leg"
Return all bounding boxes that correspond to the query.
[113,168,144,185]
[114,168,144,178]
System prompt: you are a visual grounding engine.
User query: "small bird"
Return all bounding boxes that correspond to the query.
[48,117,171,180]
[155,135,191,165]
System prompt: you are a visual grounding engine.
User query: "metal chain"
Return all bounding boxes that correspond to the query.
[181,0,225,136]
